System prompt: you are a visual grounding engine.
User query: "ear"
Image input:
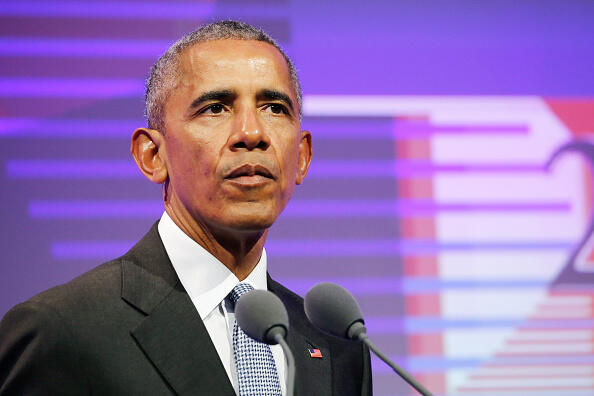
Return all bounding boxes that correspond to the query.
[130,127,168,184]
[295,130,312,185]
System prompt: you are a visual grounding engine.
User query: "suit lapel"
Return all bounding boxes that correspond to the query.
[287,325,332,396]
[268,277,332,396]
[121,224,235,396]
[131,285,235,396]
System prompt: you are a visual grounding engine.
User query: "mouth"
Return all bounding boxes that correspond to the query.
[224,164,276,184]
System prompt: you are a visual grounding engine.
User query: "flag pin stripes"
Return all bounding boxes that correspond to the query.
[308,348,323,358]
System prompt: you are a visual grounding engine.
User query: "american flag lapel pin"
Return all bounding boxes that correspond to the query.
[308,348,323,358]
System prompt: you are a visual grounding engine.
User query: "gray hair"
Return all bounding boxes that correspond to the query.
[145,20,302,132]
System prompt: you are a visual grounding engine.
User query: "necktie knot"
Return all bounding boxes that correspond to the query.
[230,283,254,306]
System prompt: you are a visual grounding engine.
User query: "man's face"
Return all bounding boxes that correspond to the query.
[160,39,311,235]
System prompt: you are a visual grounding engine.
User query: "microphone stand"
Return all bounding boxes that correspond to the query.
[356,330,433,396]
[272,333,295,396]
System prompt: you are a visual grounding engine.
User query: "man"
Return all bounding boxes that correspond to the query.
[0,21,372,395]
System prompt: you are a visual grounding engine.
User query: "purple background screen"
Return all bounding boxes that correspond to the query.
[1,1,594,395]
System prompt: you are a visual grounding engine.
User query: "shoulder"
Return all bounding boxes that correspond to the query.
[0,261,124,395]
[10,221,166,323]
[0,258,126,395]
[0,258,149,393]
[0,222,171,394]
[0,257,125,350]
[29,259,122,312]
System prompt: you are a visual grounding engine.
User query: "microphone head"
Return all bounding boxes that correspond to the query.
[304,282,364,339]
[235,289,289,345]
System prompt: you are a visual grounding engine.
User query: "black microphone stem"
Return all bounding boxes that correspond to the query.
[272,332,295,396]
[356,332,433,396]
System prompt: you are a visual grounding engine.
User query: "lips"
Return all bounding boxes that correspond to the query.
[224,164,276,181]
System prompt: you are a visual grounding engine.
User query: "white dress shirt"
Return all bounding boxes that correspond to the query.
[158,212,286,395]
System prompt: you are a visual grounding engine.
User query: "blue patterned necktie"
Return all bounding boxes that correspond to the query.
[230,283,282,396]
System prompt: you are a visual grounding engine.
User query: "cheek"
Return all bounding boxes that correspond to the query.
[167,139,213,186]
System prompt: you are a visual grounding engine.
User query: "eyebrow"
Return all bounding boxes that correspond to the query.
[257,89,295,113]
[188,89,236,111]
[186,88,295,114]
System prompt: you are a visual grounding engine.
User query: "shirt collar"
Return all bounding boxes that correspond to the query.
[157,211,268,320]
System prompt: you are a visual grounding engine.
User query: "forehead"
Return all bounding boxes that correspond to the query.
[175,39,294,96]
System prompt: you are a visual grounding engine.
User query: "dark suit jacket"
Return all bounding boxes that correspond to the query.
[0,223,372,395]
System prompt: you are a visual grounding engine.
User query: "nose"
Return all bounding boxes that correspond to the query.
[229,106,270,151]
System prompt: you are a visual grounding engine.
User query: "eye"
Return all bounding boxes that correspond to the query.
[200,103,225,115]
[265,103,289,115]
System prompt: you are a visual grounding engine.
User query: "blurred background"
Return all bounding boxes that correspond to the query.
[1,0,593,394]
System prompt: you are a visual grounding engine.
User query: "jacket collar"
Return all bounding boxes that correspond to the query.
[121,223,235,396]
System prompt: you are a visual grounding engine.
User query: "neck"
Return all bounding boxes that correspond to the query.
[164,203,268,281]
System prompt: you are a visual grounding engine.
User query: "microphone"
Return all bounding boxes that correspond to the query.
[304,283,434,396]
[235,290,295,396]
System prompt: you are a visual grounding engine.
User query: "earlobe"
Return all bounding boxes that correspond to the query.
[296,130,313,185]
[130,127,168,184]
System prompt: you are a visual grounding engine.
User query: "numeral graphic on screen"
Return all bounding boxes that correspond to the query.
[548,140,594,275]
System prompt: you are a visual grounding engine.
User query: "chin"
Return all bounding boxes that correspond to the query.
[221,217,275,234]
[222,204,279,232]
